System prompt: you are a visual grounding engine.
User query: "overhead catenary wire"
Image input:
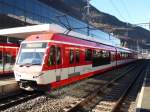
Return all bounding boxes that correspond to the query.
[109,0,126,22]
[119,0,133,22]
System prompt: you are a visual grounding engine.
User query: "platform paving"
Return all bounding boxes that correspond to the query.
[0,78,20,99]
[136,64,150,112]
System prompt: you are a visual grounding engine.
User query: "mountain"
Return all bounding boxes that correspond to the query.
[90,6,150,43]
[40,0,150,46]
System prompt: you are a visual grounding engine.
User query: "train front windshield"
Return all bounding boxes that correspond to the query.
[17,42,47,65]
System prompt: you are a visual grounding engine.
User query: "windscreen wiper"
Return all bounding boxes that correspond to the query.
[19,63,33,67]
[19,63,41,67]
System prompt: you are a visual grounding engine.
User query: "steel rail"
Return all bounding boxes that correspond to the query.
[64,63,138,112]
[0,91,43,111]
[111,63,147,112]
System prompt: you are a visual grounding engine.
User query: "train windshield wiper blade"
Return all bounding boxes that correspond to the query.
[19,63,32,67]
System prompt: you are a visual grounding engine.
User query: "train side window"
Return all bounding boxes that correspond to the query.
[126,53,128,58]
[111,52,113,61]
[56,47,61,65]
[76,50,80,63]
[98,51,102,57]
[85,49,92,61]
[108,51,111,58]
[93,50,96,56]
[48,45,55,66]
[0,51,2,71]
[122,52,124,58]
[0,51,2,63]
[102,51,106,58]
[5,53,14,64]
[4,53,8,63]
[70,49,74,64]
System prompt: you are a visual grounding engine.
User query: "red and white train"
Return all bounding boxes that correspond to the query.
[13,24,137,91]
[0,43,19,75]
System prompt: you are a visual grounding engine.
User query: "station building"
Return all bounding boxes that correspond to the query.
[0,0,121,45]
[0,0,88,43]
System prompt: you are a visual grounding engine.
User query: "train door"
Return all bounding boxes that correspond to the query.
[74,49,80,75]
[48,45,62,82]
[3,47,16,74]
[115,48,118,68]
[55,46,62,82]
[0,46,3,74]
[68,48,75,78]
[111,51,116,68]
[3,47,10,73]
[117,51,121,66]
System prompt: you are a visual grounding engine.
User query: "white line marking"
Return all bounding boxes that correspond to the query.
[136,66,148,109]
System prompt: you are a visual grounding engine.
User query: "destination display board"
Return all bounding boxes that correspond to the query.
[22,42,47,48]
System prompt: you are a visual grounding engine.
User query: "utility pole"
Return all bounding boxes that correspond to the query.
[86,0,90,36]
[137,40,140,53]
[7,36,9,43]
[126,23,128,37]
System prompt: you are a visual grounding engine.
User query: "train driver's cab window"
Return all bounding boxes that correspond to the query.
[85,49,92,61]
[76,50,80,63]
[70,49,74,64]
[48,46,55,66]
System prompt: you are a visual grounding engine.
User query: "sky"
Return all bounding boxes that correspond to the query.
[91,0,150,29]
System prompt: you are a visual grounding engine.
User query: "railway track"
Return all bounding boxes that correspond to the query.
[118,62,149,112]
[1,63,134,112]
[1,62,141,112]
[100,65,145,112]
[0,91,43,111]
[63,61,147,112]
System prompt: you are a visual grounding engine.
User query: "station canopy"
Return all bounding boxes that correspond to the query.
[0,24,98,43]
[0,24,66,39]
[0,24,121,47]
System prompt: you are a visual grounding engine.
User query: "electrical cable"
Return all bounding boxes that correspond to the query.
[110,0,126,21]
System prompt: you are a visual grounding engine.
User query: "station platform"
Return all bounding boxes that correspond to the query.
[0,78,20,99]
[136,65,150,112]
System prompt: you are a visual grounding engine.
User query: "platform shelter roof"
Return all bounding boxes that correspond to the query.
[0,24,121,47]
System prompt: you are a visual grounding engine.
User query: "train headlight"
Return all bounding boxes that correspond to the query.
[33,72,45,78]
